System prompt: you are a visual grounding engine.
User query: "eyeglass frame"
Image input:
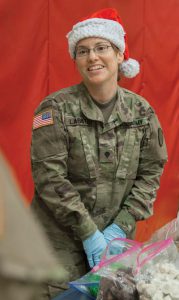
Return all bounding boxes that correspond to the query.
[74,43,115,59]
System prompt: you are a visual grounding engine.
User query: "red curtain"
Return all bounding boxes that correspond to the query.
[0,0,178,241]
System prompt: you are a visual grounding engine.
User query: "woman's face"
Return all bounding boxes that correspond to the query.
[75,37,124,87]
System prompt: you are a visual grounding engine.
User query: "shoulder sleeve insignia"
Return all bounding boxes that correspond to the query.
[33,109,54,130]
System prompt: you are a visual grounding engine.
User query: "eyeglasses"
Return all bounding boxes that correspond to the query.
[75,44,113,58]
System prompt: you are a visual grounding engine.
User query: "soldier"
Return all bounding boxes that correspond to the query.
[31,7,168,299]
[0,151,68,300]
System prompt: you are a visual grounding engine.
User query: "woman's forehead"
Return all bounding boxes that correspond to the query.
[77,37,110,47]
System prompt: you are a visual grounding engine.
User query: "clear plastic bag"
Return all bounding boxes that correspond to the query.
[96,266,139,300]
[69,238,142,299]
[134,238,179,300]
[93,238,142,273]
[150,213,179,251]
[134,237,178,276]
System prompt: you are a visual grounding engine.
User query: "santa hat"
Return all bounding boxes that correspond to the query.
[66,8,140,78]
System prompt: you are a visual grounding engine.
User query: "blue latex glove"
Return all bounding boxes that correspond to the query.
[82,230,107,268]
[103,223,126,243]
[103,223,126,255]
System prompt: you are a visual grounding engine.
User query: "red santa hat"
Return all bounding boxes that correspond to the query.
[66,8,140,78]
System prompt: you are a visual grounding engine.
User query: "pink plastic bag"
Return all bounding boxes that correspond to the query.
[134,237,177,276]
[70,238,142,299]
[92,237,142,273]
[94,238,142,300]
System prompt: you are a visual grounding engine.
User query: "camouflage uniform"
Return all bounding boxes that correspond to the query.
[0,152,68,300]
[31,82,167,295]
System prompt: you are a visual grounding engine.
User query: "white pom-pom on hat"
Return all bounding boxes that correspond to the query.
[66,8,140,78]
[120,58,140,78]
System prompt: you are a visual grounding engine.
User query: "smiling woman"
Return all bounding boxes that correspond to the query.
[75,37,124,97]
[30,7,168,299]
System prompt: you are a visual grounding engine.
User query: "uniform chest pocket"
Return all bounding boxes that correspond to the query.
[67,126,97,179]
[116,127,143,180]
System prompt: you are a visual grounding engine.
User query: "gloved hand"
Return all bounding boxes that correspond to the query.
[103,223,126,244]
[103,223,126,255]
[82,230,107,268]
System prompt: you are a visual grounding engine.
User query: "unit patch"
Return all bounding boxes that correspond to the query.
[33,109,54,129]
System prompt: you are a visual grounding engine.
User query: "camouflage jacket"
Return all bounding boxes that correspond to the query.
[31,83,168,239]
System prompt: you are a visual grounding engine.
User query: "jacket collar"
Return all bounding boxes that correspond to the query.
[79,82,133,124]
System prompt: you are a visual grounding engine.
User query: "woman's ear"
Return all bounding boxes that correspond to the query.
[117,52,124,64]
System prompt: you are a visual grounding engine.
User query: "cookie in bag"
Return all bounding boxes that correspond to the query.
[97,267,139,300]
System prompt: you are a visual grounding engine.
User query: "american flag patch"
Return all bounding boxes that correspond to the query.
[33,110,54,129]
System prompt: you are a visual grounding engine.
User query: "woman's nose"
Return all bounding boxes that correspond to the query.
[87,49,98,61]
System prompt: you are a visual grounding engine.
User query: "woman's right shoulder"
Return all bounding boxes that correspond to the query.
[35,84,82,112]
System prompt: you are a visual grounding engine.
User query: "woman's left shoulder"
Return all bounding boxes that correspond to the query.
[120,87,154,118]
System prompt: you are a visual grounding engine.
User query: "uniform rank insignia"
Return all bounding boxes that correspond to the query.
[33,110,54,129]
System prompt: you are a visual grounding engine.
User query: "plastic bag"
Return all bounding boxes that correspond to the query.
[135,237,178,276]
[96,264,139,300]
[93,238,142,273]
[96,268,139,300]
[134,238,179,300]
[69,238,142,299]
[150,213,179,251]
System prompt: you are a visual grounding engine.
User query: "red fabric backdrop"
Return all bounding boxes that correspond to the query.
[0,0,178,241]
